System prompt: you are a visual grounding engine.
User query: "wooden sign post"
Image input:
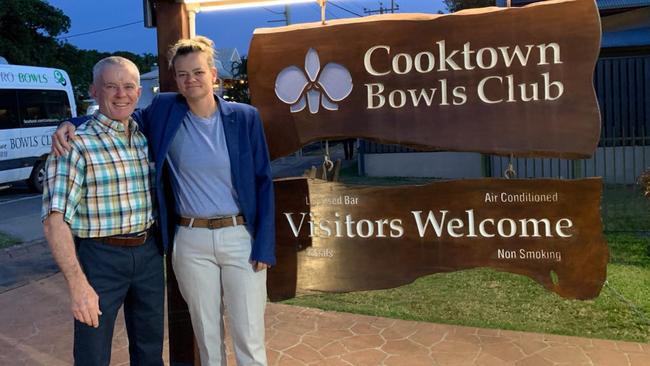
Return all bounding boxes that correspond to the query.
[246,0,607,301]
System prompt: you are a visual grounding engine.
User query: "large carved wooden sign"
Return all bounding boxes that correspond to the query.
[248,0,601,160]
[269,177,608,301]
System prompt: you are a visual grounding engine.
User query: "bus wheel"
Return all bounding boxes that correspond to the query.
[28,160,46,193]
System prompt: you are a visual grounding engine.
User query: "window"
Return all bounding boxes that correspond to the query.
[16,89,72,127]
[0,90,19,130]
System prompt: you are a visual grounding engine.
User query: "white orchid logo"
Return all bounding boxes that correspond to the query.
[275,48,353,114]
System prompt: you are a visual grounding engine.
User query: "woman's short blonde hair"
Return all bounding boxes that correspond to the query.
[167,35,216,71]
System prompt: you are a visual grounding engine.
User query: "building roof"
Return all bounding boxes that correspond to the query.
[601,7,650,47]
[602,27,650,47]
[496,0,650,9]
[597,0,650,10]
[141,66,159,80]
[494,0,650,48]
[215,48,242,79]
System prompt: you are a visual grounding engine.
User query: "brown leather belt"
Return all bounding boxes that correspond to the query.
[97,227,154,247]
[178,215,245,229]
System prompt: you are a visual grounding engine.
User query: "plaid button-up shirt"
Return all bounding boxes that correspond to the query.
[42,112,154,238]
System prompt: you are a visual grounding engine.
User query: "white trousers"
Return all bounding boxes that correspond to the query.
[172,225,268,366]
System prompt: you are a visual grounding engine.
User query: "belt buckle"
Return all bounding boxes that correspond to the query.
[208,219,218,230]
[136,229,148,241]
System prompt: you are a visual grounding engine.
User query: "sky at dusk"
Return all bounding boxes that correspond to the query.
[46,0,445,56]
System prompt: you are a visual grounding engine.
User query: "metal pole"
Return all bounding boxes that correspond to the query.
[319,0,327,25]
[188,8,197,37]
[284,5,291,25]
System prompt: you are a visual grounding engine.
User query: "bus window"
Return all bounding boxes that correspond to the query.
[0,90,19,130]
[16,89,72,127]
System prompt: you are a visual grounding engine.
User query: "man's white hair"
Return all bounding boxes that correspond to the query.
[92,56,140,86]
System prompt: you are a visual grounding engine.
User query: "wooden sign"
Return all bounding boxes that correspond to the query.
[269,177,608,301]
[249,0,602,160]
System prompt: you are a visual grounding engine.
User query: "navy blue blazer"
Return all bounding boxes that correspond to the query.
[73,93,276,265]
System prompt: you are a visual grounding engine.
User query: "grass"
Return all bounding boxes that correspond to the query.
[0,231,20,250]
[283,234,650,342]
[601,185,650,232]
[282,168,650,342]
[338,161,438,186]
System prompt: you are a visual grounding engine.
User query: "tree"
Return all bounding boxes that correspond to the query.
[112,51,157,76]
[0,0,70,65]
[0,0,157,113]
[52,43,96,98]
[226,57,251,104]
[443,0,496,12]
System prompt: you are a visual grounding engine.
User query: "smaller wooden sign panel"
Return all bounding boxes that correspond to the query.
[269,177,608,301]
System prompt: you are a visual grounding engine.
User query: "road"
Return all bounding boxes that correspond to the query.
[0,183,43,242]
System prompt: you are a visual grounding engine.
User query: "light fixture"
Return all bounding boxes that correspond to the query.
[182,0,317,12]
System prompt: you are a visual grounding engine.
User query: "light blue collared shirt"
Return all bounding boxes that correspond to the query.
[166,110,240,218]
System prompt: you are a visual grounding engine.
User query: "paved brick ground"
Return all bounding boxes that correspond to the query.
[0,240,58,293]
[1,273,648,366]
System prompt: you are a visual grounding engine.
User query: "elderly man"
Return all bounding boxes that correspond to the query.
[42,56,163,366]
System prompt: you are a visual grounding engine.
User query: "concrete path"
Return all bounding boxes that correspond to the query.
[1,274,649,366]
[0,194,43,243]
[0,240,57,293]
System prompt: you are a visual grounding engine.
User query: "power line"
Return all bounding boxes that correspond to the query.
[330,1,364,16]
[310,2,341,20]
[263,7,285,14]
[364,1,399,15]
[267,6,291,25]
[58,21,144,40]
[348,0,367,12]
[310,3,323,17]
[326,8,340,19]
[56,4,359,42]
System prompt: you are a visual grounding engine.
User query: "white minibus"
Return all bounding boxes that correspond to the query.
[0,64,76,192]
